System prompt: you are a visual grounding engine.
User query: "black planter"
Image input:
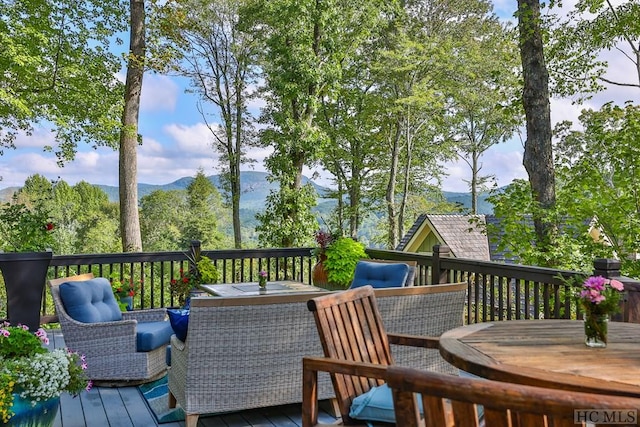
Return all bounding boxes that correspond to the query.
[0,251,53,332]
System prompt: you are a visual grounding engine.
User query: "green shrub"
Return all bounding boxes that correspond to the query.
[324,237,368,289]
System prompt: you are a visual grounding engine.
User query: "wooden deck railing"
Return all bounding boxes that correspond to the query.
[366,246,640,324]
[30,242,640,325]
[45,243,315,317]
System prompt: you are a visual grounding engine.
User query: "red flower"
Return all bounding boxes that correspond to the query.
[45,222,54,231]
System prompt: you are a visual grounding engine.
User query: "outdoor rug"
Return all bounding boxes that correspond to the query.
[138,376,185,423]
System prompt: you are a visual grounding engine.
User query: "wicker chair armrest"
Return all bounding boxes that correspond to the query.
[56,317,138,353]
[170,334,186,351]
[387,333,440,349]
[122,308,166,322]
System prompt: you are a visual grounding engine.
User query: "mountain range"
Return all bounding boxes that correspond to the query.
[0,171,494,214]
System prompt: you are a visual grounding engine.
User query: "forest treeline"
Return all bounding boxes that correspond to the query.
[2,0,640,277]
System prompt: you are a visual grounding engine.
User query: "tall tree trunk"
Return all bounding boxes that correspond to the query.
[471,150,479,214]
[119,0,145,252]
[517,0,557,262]
[386,120,402,249]
[398,112,414,242]
[232,79,243,248]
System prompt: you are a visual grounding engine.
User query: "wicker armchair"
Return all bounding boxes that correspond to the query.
[48,273,169,383]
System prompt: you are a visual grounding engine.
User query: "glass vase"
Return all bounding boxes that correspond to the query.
[583,313,609,348]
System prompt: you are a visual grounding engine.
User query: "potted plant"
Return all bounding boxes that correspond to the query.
[0,322,91,426]
[313,231,369,290]
[109,274,138,311]
[311,229,334,288]
[0,199,56,332]
[170,250,219,307]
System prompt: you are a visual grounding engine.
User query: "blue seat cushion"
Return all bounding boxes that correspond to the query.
[350,262,410,289]
[350,383,423,423]
[59,278,123,323]
[350,379,483,424]
[136,321,173,352]
[167,309,189,342]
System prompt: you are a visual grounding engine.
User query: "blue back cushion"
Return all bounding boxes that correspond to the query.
[59,278,123,323]
[167,309,189,342]
[350,261,410,289]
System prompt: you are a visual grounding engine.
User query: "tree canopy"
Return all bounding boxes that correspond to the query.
[0,0,127,159]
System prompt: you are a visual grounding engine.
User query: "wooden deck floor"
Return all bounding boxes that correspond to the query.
[46,329,338,427]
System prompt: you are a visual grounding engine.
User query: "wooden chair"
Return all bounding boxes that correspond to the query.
[303,284,466,427]
[387,365,640,427]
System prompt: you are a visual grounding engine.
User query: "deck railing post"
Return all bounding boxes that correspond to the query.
[593,258,621,278]
[431,245,451,285]
[593,258,640,323]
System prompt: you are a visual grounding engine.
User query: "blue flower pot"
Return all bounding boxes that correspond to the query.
[119,296,133,311]
[1,394,60,427]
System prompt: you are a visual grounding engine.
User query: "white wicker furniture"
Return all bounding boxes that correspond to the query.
[48,273,169,383]
[168,283,467,427]
[168,292,335,427]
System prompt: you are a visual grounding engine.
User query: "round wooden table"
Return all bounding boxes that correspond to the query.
[439,319,640,397]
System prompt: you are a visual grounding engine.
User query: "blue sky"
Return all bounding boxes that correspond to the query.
[0,0,633,193]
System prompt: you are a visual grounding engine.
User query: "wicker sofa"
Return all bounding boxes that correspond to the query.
[168,283,466,427]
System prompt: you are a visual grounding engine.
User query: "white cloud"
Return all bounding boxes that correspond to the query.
[164,123,214,155]
[441,149,527,193]
[141,75,179,112]
[13,128,56,149]
[550,97,584,126]
[0,147,121,188]
[135,124,221,184]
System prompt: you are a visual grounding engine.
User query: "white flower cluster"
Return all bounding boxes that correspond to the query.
[12,350,71,402]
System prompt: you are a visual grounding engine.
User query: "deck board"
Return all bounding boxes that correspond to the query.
[47,328,338,427]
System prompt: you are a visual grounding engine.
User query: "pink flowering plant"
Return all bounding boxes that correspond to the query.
[258,270,268,287]
[578,276,625,316]
[0,323,91,423]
